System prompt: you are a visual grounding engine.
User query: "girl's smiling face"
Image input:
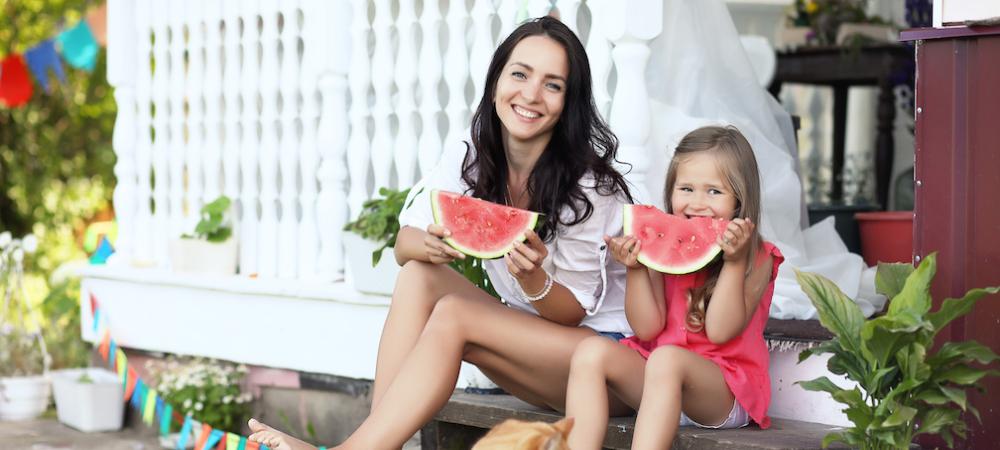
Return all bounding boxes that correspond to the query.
[493,35,568,149]
[669,150,738,221]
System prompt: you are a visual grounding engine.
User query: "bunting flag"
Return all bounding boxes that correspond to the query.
[0,55,34,107]
[86,4,108,46]
[23,40,66,93]
[90,294,294,450]
[56,20,99,71]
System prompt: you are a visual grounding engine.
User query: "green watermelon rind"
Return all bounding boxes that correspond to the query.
[622,205,724,275]
[430,190,540,260]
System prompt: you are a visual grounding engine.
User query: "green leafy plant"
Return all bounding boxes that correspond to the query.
[147,356,252,434]
[796,253,1000,449]
[343,187,410,266]
[182,196,233,243]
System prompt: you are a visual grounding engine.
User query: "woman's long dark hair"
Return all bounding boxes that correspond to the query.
[462,16,632,242]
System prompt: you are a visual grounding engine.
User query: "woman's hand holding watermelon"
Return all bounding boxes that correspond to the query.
[424,223,466,264]
[604,235,643,270]
[719,218,754,263]
[504,230,549,286]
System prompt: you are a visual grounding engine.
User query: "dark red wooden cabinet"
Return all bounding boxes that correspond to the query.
[902,25,1000,448]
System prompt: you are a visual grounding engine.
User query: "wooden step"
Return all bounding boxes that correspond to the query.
[422,392,847,450]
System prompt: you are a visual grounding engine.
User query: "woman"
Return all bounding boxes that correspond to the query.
[249,16,633,449]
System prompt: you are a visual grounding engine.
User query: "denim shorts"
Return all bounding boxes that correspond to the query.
[597,331,627,341]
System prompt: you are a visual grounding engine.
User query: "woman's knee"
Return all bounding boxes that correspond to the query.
[570,335,619,374]
[392,260,446,305]
[645,345,685,380]
[423,294,474,338]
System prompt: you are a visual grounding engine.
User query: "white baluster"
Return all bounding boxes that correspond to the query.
[528,0,552,18]
[132,1,154,265]
[444,0,470,147]
[605,0,661,202]
[203,1,225,205]
[469,0,495,111]
[346,0,372,218]
[395,0,419,187]
[107,0,138,265]
[167,2,187,240]
[557,0,582,35]
[370,0,395,194]
[277,0,301,279]
[586,0,613,119]
[185,0,206,231]
[417,0,443,176]
[498,0,519,39]
[298,0,320,280]
[257,0,281,278]
[315,0,351,281]
[222,0,242,226]
[150,2,171,265]
[240,0,262,275]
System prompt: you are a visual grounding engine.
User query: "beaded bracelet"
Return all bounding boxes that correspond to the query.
[520,271,554,302]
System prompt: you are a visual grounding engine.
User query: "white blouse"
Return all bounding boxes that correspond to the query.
[398,140,632,335]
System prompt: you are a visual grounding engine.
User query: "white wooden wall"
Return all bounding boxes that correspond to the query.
[106,0,662,283]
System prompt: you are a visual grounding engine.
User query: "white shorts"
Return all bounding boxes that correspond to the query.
[678,399,750,429]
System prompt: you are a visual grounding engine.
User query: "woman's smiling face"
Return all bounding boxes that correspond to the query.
[493,35,569,149]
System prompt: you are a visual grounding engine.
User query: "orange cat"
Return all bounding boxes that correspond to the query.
[472,417,574,450]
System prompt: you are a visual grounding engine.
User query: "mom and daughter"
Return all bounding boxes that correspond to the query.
[249,16,784,450]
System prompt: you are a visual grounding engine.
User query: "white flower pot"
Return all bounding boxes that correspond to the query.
[169,238,239,275]
[52,368,124,432]
[343,233,401,296]
[0,375,51,421]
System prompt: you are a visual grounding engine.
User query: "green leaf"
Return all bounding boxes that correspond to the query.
[206,227,231,243]
[797,376,845,396]
[927,287,1000,336]
[935,366,991,385]
[939,386,967,411]
[928,341,1000,367]
[913,388,949,405]
[875,262,915,299]
[861,317,916,368]
[202,196,232,215]
[795,270,866,358]
[882,405,917,428]
[887,252,936,319]
[896,342,930,383]
[915,408,960,436]
[821,432,848,448]
[798,340,841,363]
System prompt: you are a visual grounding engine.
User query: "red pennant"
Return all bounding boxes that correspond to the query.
[98,330,111,360]
[215,436,227,450]
[173,409,185,425]
[124,366,138,401]
[0,54,34,107]
[194,423,212,450]
[90,293,98,315]
[245,441,261,450]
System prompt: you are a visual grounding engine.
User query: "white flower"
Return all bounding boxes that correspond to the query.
[222,395,232,404]
[195,402,203,411]
[183,398,192,409]
[12,248,23,263]
[21,235,37,253]
[0,232,11,248]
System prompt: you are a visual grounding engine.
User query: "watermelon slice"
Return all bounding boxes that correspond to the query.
[622,205,729,274]
[431,190,541,259]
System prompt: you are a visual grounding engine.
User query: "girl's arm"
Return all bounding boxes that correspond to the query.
[703,219,772,344]
[608,236,667,341]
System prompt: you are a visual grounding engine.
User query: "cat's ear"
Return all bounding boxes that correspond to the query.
[553,417,574,436]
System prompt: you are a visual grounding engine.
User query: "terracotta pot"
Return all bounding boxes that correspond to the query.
[855,211,913,266]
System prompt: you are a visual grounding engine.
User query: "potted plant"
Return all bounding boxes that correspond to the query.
[0,232,51,421]
[169,196,238,275]
[146,357,253,448]
[796,253,1000,448]
[342,187,410,295]
[51,368,124,431]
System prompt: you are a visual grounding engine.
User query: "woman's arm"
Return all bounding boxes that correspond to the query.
[394,225,466,266]
[506,233,587,326]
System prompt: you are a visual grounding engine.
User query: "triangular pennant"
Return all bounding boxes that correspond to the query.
[124,367,138,401]
[0,54,34,107]
[204,429,224,450]
[194,423,212,450]
[244,441,259,450]
[237,436,247,450]
[108,339,118,370]
[56,20,99,71]
[177,416,194,450]
[90,293,98,316]
[225,433,241,450]
[85,3,108,46]
[129,378,145,409]
[160,403,173,437]
[98,329,111,360]
[23,40,67,93]
[92,308,102,332]
[144,389,157,425]
[214,432,227,450]
[90,236,115,264]
[116,348,127,381]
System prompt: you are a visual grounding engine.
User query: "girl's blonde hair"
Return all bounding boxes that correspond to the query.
[663,126,763,333]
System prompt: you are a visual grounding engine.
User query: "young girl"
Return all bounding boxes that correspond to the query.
[564,126,784,449]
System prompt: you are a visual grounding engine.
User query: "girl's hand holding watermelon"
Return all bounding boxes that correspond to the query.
[604,235,643,270]
[424,223,466,264]
[718,218,754,263]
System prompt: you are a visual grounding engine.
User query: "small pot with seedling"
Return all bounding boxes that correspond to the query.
[342,187,410,295]
[168,196,238,275]
[51,368,124,432]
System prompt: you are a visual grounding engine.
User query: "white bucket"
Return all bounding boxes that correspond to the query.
[0,375,51,421]
[52,368,124,432]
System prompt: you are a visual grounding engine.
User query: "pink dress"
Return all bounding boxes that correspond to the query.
[620,242,784,429]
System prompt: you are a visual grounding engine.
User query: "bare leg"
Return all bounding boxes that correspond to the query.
[337,292,598,449]
[565,336,647,450]
[371,261,487,409]
[631,345,735,450]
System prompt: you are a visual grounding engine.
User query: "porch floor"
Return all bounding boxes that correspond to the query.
[0,417,160,450]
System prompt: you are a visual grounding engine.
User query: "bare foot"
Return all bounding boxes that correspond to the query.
[247,418,319,450]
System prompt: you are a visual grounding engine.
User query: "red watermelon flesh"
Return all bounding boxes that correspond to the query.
[623,205,729,274]
[431,190,540,259]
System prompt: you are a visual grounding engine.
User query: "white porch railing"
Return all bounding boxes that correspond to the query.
[104,0,659,282]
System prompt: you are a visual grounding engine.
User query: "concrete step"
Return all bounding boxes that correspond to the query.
[423,392,848,450]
